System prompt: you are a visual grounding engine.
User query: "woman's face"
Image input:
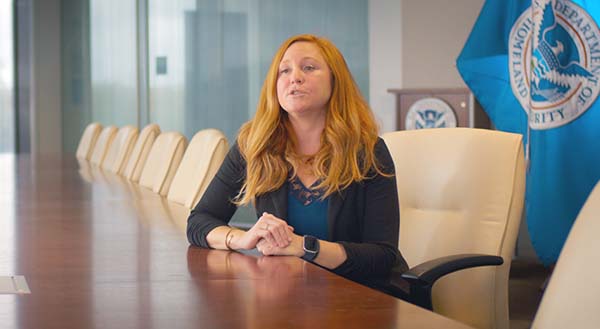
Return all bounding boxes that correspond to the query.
[276,42,332,118]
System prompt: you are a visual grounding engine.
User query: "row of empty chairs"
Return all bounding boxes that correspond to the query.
[75,122,228,209]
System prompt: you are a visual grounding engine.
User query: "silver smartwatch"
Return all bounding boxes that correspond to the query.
[301,235,320,262]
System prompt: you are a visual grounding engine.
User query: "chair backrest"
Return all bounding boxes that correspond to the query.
[75,122,102,160]
[382,128,525,329]
[167,129,229,209]
[138,131,187,196]
[102,125,139,174]
[123,124,161,182]
[89,126,118,166]
[532,180,600,329]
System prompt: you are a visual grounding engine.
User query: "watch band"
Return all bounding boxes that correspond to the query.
[301,235,320,262]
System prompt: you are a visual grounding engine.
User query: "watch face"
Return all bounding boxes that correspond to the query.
[304,236,318,253]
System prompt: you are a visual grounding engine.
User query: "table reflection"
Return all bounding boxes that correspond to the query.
[186,247,352,329]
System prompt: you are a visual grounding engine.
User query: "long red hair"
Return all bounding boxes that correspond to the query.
[236,34,383,205]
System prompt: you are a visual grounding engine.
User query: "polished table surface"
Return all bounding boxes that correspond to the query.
[0,154,473,329]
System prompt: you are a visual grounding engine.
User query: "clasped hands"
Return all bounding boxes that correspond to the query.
[230,212,304,257]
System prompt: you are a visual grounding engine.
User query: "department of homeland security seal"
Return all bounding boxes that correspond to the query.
[405,98,457,130]
[509,0,600,130]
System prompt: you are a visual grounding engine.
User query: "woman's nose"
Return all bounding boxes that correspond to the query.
[291,70,304,84]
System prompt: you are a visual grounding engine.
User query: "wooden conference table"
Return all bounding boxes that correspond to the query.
[0,154,472,329]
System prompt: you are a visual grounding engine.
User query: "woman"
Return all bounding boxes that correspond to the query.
[187,34,407,284]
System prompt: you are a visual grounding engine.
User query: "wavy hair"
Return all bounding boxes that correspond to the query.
[236,34,384,205]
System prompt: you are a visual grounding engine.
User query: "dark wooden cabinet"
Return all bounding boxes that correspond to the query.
[388,88,490,131]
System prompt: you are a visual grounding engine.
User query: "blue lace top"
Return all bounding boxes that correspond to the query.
[286,176,328,240]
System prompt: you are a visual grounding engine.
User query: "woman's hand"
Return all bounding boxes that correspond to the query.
[229,212,294,250]
[256,233,304,257]
[256,235,348,270]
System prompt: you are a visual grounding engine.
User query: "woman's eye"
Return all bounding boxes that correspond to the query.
[279,68,289,74]
[303,65,315,71]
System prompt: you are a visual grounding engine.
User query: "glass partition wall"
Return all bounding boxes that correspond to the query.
[148,0,368,142]
[61,0,138,152]
[90,0,139,127]
[62,0,368,149]
[0,0,15,153]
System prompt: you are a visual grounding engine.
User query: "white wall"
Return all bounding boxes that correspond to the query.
[369,0,483,133]
[401,0,483,88]
[369,0,403,134]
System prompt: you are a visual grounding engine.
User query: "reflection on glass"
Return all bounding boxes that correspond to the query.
[90,0,138,127]
[148,0,197,135]
[148,0,368,143]
[0,0,14,153]
[61,0,92,152]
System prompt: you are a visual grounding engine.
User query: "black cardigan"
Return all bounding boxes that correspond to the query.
[187,138,408,283]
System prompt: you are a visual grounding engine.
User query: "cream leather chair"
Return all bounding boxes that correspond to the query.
[138,131,187,196]
[89,126,118,166]
[167,129,229,209]
[532,180,600,329]
[75,122,102,160]
[382,128,525,329]
[102,125,139,174]
[123,124,161,182]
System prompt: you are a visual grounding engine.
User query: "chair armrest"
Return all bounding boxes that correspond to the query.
[401,253,503,286]
[382,254,502,310]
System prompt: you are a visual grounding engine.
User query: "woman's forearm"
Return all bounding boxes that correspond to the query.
[206,226,243,250]
[312,239,347,269]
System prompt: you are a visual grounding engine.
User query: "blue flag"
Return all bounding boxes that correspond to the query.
[457,0,600,265]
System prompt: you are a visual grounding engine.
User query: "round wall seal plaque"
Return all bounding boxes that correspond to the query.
[405,97,457,130]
